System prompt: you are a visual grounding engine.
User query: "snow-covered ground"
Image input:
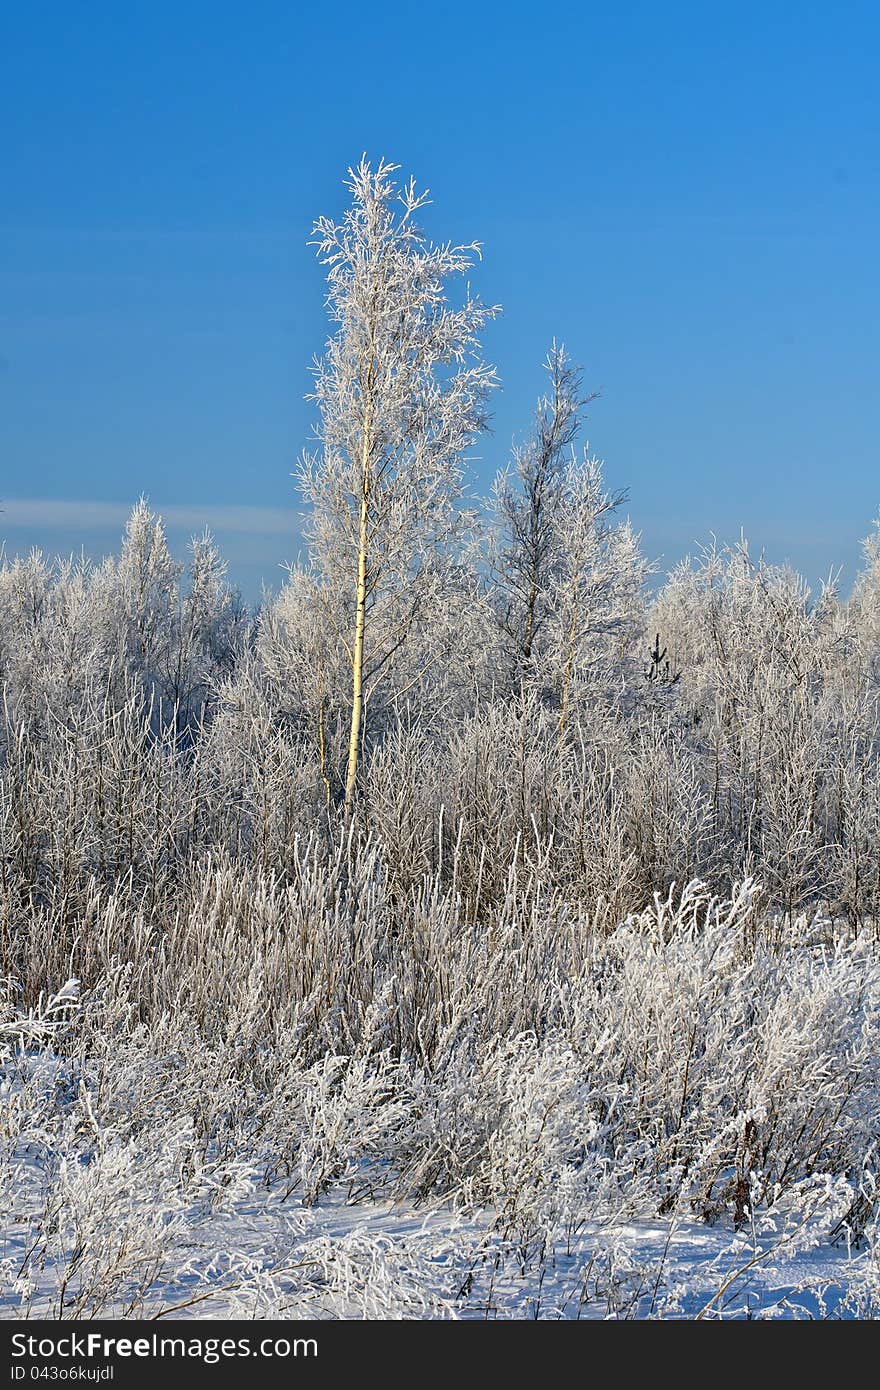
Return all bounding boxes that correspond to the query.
[3,1177,877,1320]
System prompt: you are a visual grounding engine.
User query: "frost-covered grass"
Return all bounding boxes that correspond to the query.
[2,872,878,1319]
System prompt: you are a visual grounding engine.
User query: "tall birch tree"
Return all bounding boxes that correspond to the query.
[298,158,498,821]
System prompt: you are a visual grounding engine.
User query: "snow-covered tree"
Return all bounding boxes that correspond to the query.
[297,157,498,820]
[492,343,592,674]
[491,347,645,708]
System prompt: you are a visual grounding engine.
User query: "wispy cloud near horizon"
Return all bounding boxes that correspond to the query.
[1,498,300,536]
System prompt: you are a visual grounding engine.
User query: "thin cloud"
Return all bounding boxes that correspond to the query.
[2,498,299,536]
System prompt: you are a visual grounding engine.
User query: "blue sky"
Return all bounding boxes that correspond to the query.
[2,1,878,599]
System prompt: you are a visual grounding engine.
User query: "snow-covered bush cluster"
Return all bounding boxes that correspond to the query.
[2,159,880,1317]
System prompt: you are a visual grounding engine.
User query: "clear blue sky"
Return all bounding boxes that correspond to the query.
[2,1,878,599]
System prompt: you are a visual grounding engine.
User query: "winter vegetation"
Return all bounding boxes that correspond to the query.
[2,160,880,1319]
